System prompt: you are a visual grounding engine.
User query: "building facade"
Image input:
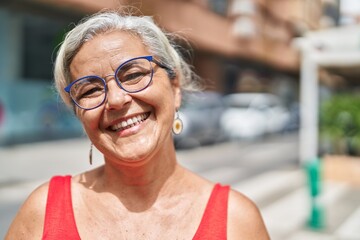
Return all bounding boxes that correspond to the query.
[1,0,351,145]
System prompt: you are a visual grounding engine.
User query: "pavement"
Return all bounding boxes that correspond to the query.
[1,136,359,240]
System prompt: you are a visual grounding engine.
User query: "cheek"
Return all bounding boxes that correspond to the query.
[150,91,175,119]
[152,79,177,106]
[77,109,103,133]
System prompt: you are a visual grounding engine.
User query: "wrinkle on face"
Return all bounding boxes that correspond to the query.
[70,32,146,81]
[68,30,180,167]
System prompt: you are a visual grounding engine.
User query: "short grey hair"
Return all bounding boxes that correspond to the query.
[54,11,200,107]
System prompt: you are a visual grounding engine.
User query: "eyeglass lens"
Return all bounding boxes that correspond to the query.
[69,58,153,109]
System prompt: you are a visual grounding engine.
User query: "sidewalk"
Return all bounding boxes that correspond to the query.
[1,138,359,239]
[235,169,360,240]
[0,137,96,185]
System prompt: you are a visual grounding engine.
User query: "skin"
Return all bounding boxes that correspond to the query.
[5,31,270,240]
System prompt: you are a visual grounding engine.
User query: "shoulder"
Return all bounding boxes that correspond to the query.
[227,188,270,240]
[5,180,50,240]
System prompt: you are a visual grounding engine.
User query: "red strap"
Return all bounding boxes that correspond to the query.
[42,176,80,240]
[193,183,230,240]
[42,178,228,239]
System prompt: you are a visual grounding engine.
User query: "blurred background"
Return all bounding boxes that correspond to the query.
[1,0,360,239]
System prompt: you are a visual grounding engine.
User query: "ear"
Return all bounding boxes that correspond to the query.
[171,78,182,109]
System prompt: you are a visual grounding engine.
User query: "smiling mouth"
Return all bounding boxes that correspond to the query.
[110,112,150,132]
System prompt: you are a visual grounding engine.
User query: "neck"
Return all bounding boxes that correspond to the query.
[97,142,183,211]
[104,152,177,186]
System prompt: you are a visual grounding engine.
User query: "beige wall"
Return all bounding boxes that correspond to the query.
[265,0,322,29]
[27,0,305,71]
[33,0,119,13]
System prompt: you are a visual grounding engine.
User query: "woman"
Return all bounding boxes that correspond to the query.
[6,11,270,239]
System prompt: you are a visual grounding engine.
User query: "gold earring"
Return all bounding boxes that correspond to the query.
[172,110,183,135]
[89,143,93,165]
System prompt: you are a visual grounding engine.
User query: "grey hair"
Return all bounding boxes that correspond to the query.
[54,11,200,107]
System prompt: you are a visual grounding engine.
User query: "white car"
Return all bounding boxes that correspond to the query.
[220,93,290,140]
[173,91,227,149]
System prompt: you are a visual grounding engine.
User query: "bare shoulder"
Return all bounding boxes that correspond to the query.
[227,189,270,240]
[5,181,50,240]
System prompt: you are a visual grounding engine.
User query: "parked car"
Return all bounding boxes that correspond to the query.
[283,102,300,132]
[174,91,227,149]
[220,93,290,140]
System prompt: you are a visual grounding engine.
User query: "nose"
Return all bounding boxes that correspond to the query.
[105,80,131,110]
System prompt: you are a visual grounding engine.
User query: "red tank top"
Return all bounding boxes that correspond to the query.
[42,176,229,239]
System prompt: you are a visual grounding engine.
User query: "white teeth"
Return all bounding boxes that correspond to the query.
[110,113,149,131]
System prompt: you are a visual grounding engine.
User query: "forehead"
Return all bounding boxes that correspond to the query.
[70,31,150,77]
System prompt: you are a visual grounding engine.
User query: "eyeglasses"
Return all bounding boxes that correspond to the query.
[64,56,171,110]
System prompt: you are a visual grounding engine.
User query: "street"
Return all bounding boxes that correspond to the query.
[177,133,299,184]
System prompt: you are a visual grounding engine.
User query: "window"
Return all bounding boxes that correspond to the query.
[22,13,70,80]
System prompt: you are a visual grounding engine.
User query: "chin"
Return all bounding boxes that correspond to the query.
[107,153,153,168]
[111,144,156,166]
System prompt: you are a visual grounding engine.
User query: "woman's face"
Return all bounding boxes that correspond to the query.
[69,31,181,166]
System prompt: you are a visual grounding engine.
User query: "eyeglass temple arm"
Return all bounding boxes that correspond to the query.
[152,59,176,79]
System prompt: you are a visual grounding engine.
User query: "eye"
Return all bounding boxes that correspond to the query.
[121,71,148,83]
[117,59,152,85]
[72,78,105,100]
[79,86,104,98]
[118,67,152,85]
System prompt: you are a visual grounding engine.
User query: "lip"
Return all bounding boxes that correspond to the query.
[106,111,151,132]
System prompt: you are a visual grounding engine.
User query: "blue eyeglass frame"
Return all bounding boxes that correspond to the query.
[64,55,172,110]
